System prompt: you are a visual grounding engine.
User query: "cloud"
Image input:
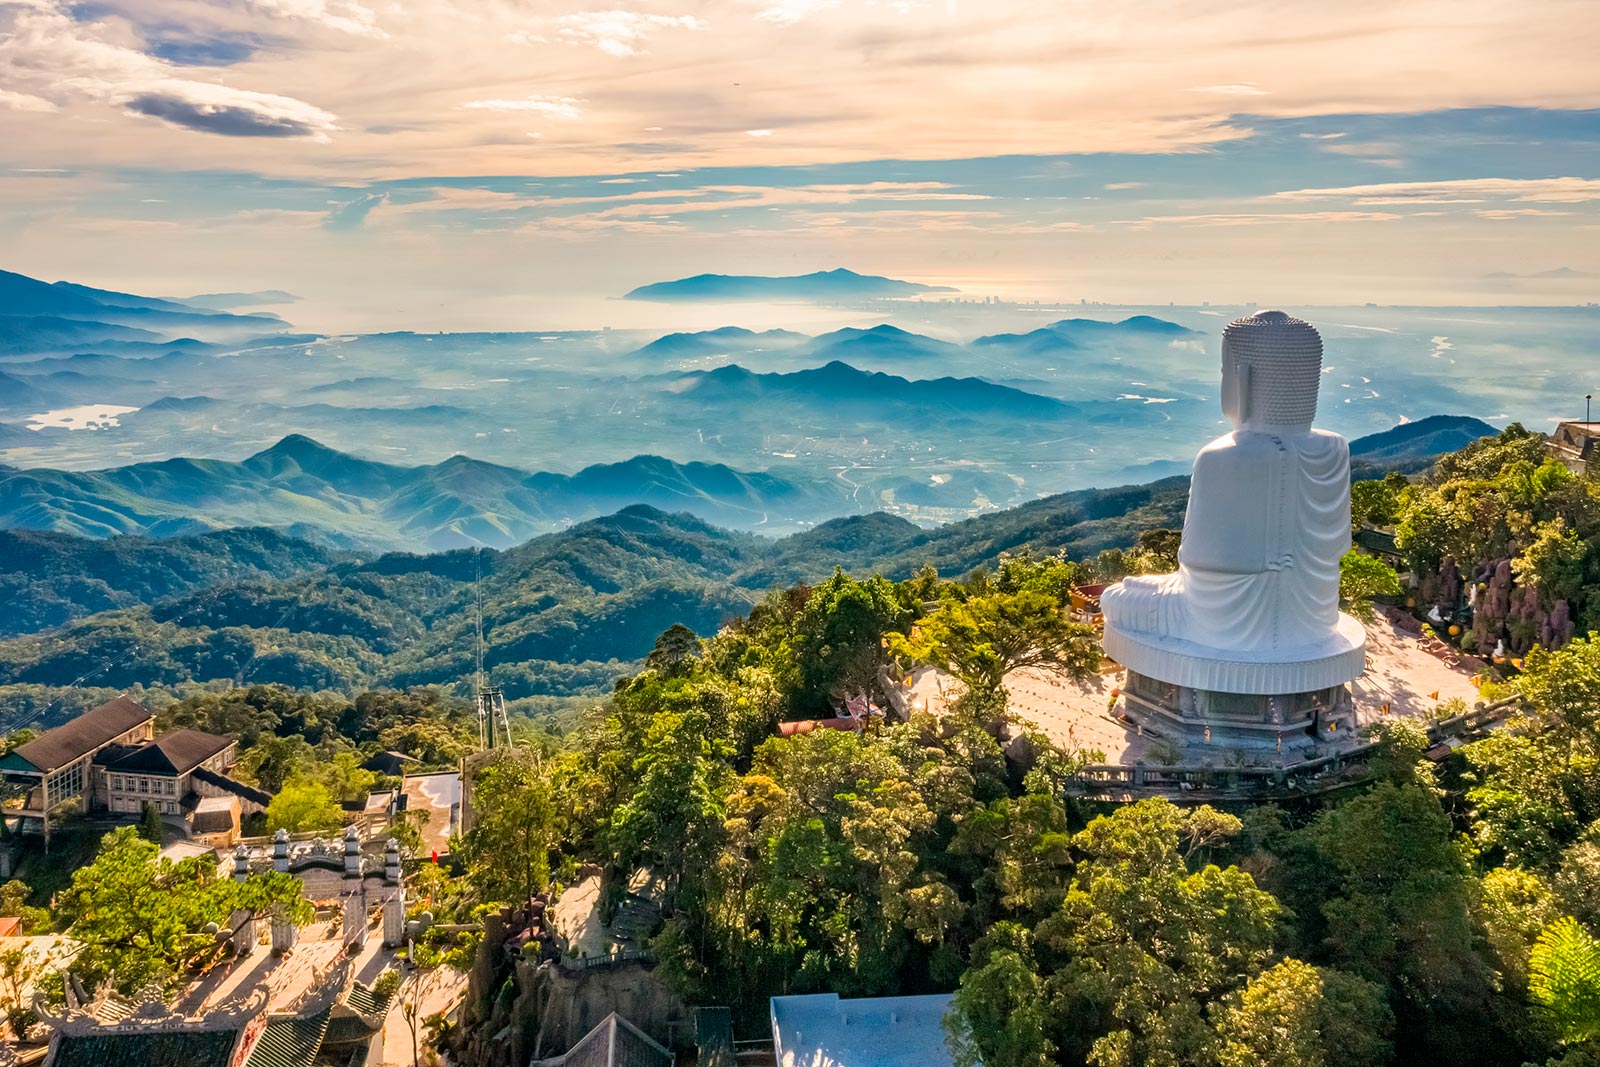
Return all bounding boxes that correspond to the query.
[1104,181,1145,190]
[1274,177,1600,204]
[752,0,842,24]
[464,96,586,120]
[1187,83,1268,95]
[323,191,388,230]
[0,2,338,139]
[126,82,337,138]
[549,11,706,57]
[1128,211,1402,227]
[1476,208,1572,219]
[1317,141,1403,167]
[246,0,386,39]
[0,88,55,112]
[746,128,774,137]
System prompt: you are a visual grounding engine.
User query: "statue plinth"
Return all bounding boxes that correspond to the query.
[1102,612,1366,694]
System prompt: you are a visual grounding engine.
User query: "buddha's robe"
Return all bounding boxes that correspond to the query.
[1101,428,1350,653]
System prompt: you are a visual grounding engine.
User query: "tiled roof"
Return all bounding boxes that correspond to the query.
[242,1010,330,1067]
[533,1013,673,1067]
[103,729,232,776]
[191,796,239,834]
[50,1030,240,1067]
[344,980,393,1017]
[6,696,152,774]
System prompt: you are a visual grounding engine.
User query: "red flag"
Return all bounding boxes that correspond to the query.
[431,849,438,864]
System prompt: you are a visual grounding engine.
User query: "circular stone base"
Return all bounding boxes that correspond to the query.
[1102,613,1367,695]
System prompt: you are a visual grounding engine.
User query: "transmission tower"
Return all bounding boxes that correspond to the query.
[471,551,512,750]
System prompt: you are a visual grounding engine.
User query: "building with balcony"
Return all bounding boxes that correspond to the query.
[0,696,155,842]
[95,728,237,817]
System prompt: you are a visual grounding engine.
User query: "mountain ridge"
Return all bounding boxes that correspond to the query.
[623,267,959,303]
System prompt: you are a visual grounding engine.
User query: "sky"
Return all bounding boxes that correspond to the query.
[1,0,1598,330]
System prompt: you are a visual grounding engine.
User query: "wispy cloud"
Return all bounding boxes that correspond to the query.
[0,88,55,112]
[1127,211,1402,227]
[1274,177,1600,204]
[752,0,842,25]
[463,95,586,119]
[1187,83,1268,95]
[546,11,706,57]
[1104,181,1146,190]
[324,191,387,230]
[247,0,387,38]
[1476,208,1572,219]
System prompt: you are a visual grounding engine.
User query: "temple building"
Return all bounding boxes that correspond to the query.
[1100,311,1366,756]
[1546,420,1600,476]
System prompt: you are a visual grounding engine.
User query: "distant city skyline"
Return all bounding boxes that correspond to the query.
[1,0,1597,330]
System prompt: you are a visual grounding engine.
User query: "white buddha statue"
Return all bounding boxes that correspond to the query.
[1101,310,1365,694]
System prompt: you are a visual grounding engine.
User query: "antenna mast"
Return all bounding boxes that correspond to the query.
[472,550,510,750]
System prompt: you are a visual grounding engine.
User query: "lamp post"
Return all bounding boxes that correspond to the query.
[1588,394,1593,423]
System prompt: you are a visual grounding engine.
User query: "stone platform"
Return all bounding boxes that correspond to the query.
[904,617,1482,770]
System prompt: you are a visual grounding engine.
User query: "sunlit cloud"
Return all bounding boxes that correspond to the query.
[752,0,842,25]
[463,96,587,120]
[1188,84,1268,95]
[1127,211,1403,227]
[0,88,54,112]
[1476,208,1573,219]
[0,1,337,139]
[247,0,387,39]
[548,11,707,56]
[1275,177,1600,203]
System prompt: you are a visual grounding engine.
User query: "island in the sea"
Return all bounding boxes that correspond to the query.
[622,267,958,302]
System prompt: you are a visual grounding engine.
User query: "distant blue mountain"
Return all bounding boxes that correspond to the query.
[0,435,849,549]
[0,268,291,355]
[1349,414,1498,474]
[803,323,966,362]
[172,290,299,310]
[973,315,1197,355]
[624,268,958,303]
[670,359,1071,419]
[629,326,810,361]
[0,315,165,356]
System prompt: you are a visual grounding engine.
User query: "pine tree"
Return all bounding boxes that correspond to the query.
[139,802,163,845]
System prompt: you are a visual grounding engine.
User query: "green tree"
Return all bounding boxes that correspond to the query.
[1297,779,1495,1062]
[1515,519,1588,608]
[1212,959,1393,1067]
[0,945,38,1039]
[58,827,309,993]
[264,777,344,833]
[1339,551,1403,620]
[1529,917,1600,1046]
[951,799,1283,1067]
[791,570,908,711]
[645,623,702,677]
[139,801,164,844]
[896,589,1099,697]
[458,750,561,906]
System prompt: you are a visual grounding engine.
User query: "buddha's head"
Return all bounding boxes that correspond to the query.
[1219,310,1323,430]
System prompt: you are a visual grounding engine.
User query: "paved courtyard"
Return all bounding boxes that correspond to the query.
[906,616,1485,766]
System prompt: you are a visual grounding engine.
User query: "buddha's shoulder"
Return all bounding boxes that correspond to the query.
[1195,429,1348,463]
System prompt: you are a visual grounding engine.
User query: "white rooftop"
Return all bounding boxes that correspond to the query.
[770,992,956,1067]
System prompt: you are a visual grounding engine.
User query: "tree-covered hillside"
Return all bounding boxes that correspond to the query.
[0,416,1496,719]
